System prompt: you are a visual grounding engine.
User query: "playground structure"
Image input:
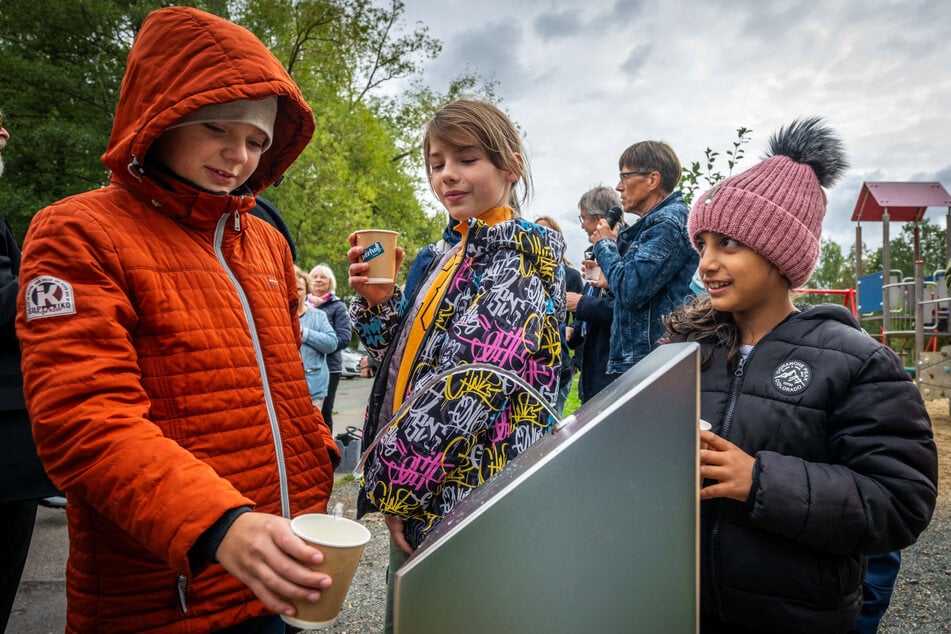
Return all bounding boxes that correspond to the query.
[848,182,951,402]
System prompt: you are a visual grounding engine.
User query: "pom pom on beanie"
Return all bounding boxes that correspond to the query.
[687,117,848,288]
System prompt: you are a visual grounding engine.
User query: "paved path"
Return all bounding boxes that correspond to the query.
[7,377,374,634]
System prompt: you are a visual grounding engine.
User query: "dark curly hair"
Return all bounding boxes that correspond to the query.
[661,297,742,369]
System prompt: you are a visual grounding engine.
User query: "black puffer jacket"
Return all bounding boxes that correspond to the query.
[698,304,938,633]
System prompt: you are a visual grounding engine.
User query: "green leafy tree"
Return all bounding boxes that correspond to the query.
[0,0,492,285]
[865,220,948,280]
[679,126,752,206]
[808,238,852,290]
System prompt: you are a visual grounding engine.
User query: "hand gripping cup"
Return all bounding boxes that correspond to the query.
[281,514,372,630]
[355,229,399,284]
[699,419,712,450]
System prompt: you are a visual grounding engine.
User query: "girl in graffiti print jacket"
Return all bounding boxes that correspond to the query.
[348,100,566,555]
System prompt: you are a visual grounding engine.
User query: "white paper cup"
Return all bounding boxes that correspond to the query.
[355,230,398,284]
[699,419,712,450]
[281,514,372,630]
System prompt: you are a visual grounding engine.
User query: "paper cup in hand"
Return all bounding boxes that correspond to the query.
[281,514,372,630]
[699,419,712,450]
[355,230,398,284]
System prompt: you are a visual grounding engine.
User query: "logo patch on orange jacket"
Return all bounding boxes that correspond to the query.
[24,276,76,320]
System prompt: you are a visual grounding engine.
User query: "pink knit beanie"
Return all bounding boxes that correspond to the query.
[687,117,848,288]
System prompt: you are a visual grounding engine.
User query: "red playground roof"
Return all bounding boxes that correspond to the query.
[851,181,951,222]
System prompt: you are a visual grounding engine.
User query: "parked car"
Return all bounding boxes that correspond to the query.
[340,346,365,379]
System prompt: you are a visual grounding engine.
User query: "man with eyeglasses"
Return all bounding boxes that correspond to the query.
[588,140,698,377]
[0,111,60,632]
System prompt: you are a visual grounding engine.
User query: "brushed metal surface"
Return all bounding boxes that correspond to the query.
[394,342,700,633]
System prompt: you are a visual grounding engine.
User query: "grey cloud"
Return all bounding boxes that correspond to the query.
[534,9,584,40]
[423,21,529,97]
[607,0,647,21]
[620,43,652,78]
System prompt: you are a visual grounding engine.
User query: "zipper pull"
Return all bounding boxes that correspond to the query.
[734,355,747,378]
[177,574,188,613]
[233,211,241,232]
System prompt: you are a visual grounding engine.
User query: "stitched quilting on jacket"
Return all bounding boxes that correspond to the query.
[15,7,335,633]
[352,217,566,549]
[694,304,937,632]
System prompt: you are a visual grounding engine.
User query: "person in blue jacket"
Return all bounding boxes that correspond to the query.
[588,140,697,377]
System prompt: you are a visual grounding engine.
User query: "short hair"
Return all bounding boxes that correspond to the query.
[309,263,337,295]
[578,185,620,218]
[422,99,532,215]
[294,265,312,294]
[618,141,682,194]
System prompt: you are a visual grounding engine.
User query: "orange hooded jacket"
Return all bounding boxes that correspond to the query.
[16,7,336,632]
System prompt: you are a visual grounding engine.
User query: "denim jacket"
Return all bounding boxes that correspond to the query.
[594,191,697,374]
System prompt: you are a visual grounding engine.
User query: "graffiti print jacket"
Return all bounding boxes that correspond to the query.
[351,216,566,549]
[696,304,937,632]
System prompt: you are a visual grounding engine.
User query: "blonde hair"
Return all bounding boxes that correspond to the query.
[422,99,531,215]
[295,265,312,294]
[534,215,573,267]
[309,264,337,294]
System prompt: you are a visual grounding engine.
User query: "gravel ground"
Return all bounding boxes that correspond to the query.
[320,400,951,633]
[318,475,387,633]
[878,399,951,633]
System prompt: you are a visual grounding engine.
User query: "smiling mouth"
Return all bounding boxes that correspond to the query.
[706,281,730,290]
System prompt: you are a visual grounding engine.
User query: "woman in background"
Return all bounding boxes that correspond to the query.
[295,266,338,409]
[308,263,352,431]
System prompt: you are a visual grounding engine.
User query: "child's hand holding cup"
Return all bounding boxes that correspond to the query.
[348,230,402,307]
[280,514,372,630]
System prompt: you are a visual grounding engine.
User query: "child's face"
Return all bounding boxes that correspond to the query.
[151,121,268,193]
[427,139,518,220]
[696,231,789,317]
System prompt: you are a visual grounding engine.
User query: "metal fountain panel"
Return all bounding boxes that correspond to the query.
[394,342,700,633]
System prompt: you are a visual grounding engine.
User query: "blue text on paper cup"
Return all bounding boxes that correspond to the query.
[362,241,385,262]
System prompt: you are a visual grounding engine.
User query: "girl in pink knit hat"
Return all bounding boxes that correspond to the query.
[664,118,937,633]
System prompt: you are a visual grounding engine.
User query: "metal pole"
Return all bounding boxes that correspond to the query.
[946,207,951,266]
[915,259,924,385]
[855,224,863,280]
[882,210,891,346]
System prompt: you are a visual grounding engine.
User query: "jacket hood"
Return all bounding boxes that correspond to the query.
[102,7,314,196]
[796,302,861,330]
[466,217,566,285]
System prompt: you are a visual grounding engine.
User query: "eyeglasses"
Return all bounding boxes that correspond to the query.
[578,213,604,224]
[619,169,653,182]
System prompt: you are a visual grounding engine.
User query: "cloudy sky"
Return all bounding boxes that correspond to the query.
[396,0,951,266]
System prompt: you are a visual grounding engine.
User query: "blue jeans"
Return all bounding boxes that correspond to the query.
[852,550,902,633]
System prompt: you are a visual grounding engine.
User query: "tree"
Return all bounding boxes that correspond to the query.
[0,0,492,284]
[865,220,948,280]
[679,126,752,206]
[809,238,853,290]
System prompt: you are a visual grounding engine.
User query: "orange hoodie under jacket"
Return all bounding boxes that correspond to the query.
[16,8,336,632]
